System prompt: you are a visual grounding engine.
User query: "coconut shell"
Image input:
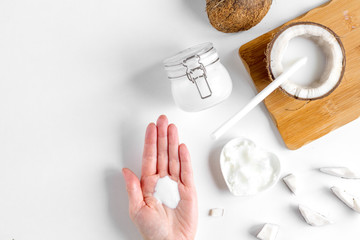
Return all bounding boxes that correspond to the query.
[266,22,346,100]
[206,0,272,33]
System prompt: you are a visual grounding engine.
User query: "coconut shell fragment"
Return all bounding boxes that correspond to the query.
[206,0,272,33]
[320,167,360,179]
[283,174,298,195]
[298,204,332,227]
[331,186,360,213]
[257,223,279,240]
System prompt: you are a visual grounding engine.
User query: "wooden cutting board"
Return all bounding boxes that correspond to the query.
[239,0,360,150]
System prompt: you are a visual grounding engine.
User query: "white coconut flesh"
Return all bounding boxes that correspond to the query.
[283,173,298,195]
[257,223,279,240]
[269,23,345,99]
[331,186,360,213]
[298,204,332,226]
[320,167,360,179]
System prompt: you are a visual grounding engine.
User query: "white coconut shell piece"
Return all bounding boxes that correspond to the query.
[209,208,224,217]
[319,167,360,179]
[298,205,332,226]
[331,186,360,213]
[257,223,279,240]
[355,198,360,212]
[283,174,298,195]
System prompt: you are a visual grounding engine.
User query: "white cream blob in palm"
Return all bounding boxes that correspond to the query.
[220,138,281,196]
[153,176,180,209]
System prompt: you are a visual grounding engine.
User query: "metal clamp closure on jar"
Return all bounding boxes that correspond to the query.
[164,43,232,112]
[164,45,219,99]
[182,54,212,99]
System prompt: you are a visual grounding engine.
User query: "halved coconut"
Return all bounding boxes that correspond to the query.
[266,22,346,100]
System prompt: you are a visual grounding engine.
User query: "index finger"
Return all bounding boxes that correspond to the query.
[141,123,157,177]
[179,144,195,188]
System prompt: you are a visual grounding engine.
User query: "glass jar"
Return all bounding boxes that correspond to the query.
[164,43,233,112]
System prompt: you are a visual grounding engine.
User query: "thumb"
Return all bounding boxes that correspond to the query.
[122,168,144,217]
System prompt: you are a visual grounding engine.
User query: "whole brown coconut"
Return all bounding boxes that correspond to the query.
[206,0,272,33]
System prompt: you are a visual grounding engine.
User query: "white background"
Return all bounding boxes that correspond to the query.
[1,0,360,239]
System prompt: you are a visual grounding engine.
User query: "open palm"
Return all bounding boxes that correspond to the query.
[122,115,198,240]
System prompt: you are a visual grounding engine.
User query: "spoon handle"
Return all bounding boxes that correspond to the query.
[211,57,307,140]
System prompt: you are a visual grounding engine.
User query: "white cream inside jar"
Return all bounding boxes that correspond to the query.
[164,43,232,112]
[220,138,281,196]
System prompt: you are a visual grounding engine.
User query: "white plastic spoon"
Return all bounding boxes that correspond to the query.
[211,57,307,140]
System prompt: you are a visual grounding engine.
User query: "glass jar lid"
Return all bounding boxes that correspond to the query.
[163,42,219,79]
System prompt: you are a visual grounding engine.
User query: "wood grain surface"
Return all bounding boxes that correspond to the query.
[239,0,360,150]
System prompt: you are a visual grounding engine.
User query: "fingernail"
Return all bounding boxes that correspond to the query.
[157,115,168,124]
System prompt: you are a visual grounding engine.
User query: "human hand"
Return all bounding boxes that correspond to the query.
[122,115,198,240]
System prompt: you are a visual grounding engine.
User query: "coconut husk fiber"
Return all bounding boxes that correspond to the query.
[206,0,272,33]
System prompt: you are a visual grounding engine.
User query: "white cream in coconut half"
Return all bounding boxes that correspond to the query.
[269,23,345,100]
[220,138,281,196]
